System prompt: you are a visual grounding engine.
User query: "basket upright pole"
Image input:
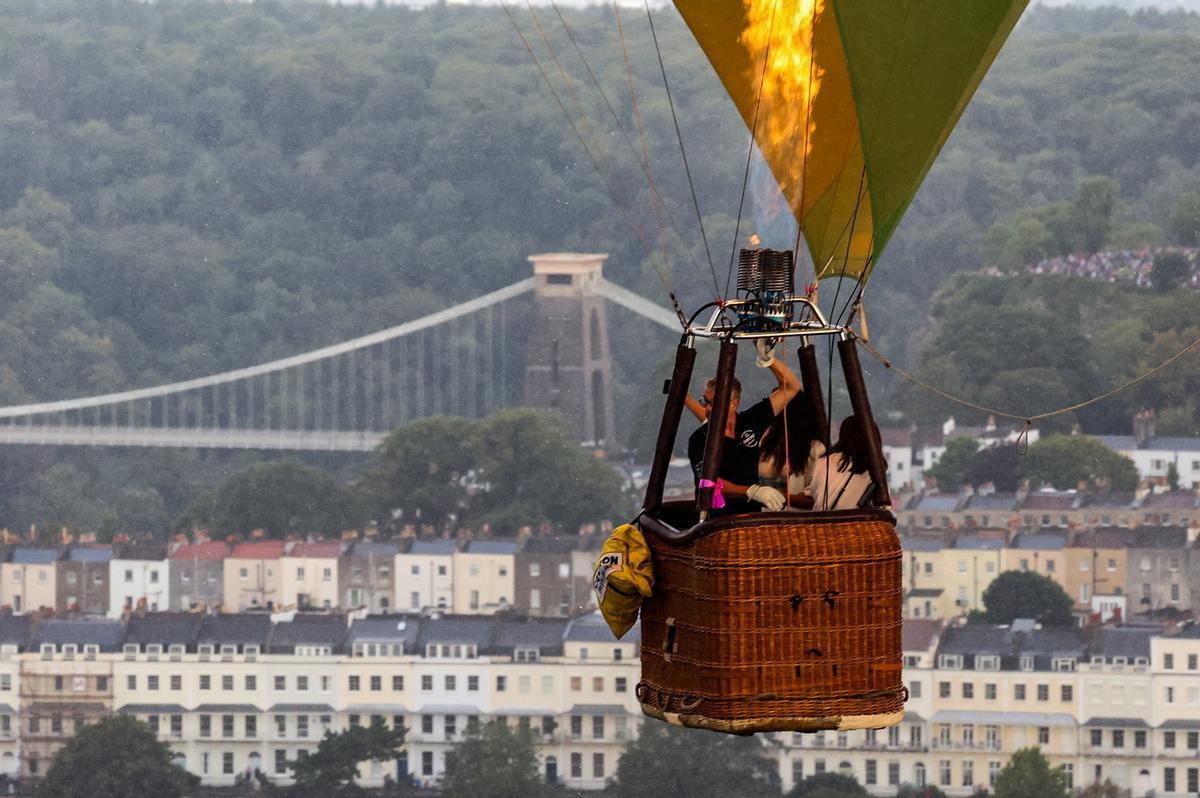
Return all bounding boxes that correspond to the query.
[837,336,891,508]
[643,342,697,516]
[698,340,738,514]
[797,341,829,448]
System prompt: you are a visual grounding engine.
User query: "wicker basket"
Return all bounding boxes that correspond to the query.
[637,507,905,734]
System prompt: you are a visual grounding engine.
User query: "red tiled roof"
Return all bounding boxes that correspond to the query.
[287,541,342,559]
[170,542,228,561]
[229,541,287,560]
[881,428,912,447]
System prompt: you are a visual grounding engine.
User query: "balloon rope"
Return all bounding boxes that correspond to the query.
[501,2,680,322]
[644,2,723,305]
[548,1,705,292]
[857,331,1200,439]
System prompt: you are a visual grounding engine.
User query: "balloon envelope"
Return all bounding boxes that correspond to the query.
[674,0,1028,284]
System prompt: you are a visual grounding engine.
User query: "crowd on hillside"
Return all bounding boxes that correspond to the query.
[983,246,1200,287]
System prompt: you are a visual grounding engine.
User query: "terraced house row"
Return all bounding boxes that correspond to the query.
[0,610,1197,797]
[0,535,601,619]
[0,610,639,788]
[900,520,1200,622]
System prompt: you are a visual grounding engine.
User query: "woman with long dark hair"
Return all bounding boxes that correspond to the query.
[810,414,882,511]
[758,391,825,505]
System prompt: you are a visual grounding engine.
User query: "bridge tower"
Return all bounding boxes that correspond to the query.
[524,253,617,449]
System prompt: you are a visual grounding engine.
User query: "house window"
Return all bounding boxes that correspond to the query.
[1038,727,1050,745]
[571,753,582,778]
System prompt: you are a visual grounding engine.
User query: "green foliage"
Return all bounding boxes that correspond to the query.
[1169,191,1200,245]
[441,720,554,798]
[365,416,482,527]
[274,718,405,798]
[992,747,1069,798]
[611,721,781,798]
[365,408,629,533]
[176,458,361,537]
[1078,779,1123,798]
[1018,434,1139,492]
[2,2,1200,534]
[982,570,1075,627]
[896,787,950,798]
[1152,250,1190,293]
[788,772,869,798]
[926,437,980,492]
[37,715,198,798]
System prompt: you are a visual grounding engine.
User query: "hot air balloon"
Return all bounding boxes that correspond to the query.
[631,0,1029,734]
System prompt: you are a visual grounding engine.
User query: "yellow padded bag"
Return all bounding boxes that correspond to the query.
[593,523,654,639]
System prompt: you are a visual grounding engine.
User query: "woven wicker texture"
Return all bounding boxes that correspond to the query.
[638,512,904,733]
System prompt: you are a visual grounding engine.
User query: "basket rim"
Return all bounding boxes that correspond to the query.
[640,504,895,547]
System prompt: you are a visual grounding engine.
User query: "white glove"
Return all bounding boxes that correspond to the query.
[755,339,776,368]
[747,484,786,512]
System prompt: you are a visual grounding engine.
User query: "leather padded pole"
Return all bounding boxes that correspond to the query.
[643,344,697,516]
[837,337,891,507]
[698,340,738,513]
[798,343,829,448]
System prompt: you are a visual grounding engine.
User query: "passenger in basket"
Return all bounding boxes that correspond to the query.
[686,342,800,514]
[810,415,882,511]
[757,392,825,509]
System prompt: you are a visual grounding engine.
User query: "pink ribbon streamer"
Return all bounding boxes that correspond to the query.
[698,478,725,509]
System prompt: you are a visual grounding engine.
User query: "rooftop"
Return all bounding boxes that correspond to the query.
[170,542,228,562]
[405,540,457,556]
[66,546,112,564]
[464,540,519,555]
[287,541,342,559]
[10,548,59,565]
[229,541,287,560]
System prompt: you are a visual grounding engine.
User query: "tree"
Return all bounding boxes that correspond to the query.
[275,719,405,797]
[1169,191,1200,245]
[441,720,554,798]
[1152,250,1190,293]
[982,570,1075,626]
[611,721,780,798]
[1070,176,1119,253]
[1078,779,1123,798]
[1167,461,1181,491]
[788,772,869,798]
[1018,434,1139,492]
[470,408,629,532]
[37,715,197,798]
[926,437,980,492]
[365,416,483,528]
[176,458,361,537]
[992,747,1068,798]
[966,443,1019,493]
[896,785,949,798]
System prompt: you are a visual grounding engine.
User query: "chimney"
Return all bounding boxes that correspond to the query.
[1134,409,1156,447]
